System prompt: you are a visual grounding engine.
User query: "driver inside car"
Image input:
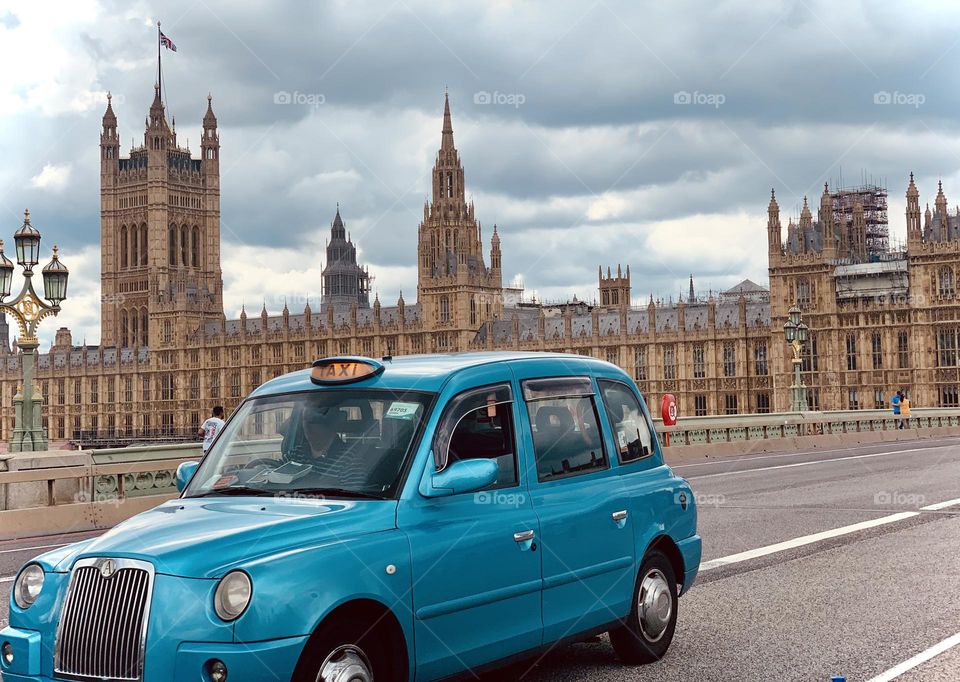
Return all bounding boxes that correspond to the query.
[291,403,368,489]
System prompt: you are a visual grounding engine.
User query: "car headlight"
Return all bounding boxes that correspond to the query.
[214,571,251,621]
[13,563,44,609]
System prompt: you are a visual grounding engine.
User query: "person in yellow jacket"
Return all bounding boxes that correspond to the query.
[900,393,911,428]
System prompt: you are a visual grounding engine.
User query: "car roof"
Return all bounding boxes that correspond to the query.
[249,351,619,397]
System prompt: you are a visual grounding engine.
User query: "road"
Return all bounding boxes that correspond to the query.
[2,436,959,680]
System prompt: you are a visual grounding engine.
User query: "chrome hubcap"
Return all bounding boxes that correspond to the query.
[638,568,672,642]
[317,645,373,682]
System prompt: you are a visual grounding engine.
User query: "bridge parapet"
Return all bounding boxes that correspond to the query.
[655,408,960,458]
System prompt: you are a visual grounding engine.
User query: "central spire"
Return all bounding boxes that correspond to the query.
[441,89,455,152]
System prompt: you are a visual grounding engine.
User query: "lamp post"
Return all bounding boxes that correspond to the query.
[3,210,69,452]
[782,305,809,412]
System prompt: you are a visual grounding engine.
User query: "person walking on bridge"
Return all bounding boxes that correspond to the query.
[199,405,226,453]
[900,392,911,429]
[891,391,902,429]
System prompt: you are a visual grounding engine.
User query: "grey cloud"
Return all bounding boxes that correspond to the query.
[5,0,960,325]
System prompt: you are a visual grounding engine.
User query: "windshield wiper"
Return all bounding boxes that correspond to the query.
[189,485,274,498]
[290,487,388,500]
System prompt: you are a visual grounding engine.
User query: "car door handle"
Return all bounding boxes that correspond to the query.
[513,530,535,543]
[611,510,628,522]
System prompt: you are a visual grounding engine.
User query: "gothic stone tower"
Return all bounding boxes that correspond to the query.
[321,206,371,312]
[99,86,224,349]
[417,93,503,349]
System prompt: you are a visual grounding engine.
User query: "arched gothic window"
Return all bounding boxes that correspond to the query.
[168,225,177,266]
[192,226,200,267]
[181,225,189,266]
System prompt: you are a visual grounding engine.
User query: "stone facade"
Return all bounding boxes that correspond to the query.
[2,82,960,446]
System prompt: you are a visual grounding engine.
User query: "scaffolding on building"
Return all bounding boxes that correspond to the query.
[830,182,889,262]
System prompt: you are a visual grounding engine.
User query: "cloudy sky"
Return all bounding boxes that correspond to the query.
[2,0,960,346]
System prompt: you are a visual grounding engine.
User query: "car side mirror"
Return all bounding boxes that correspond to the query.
[420,458,498,498]
[175,461,199,492]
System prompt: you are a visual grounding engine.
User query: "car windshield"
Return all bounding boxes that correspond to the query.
[183,389,433,500]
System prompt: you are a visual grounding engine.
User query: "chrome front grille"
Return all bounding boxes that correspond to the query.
[54,557,154,681]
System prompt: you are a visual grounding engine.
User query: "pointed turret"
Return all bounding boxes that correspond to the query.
[820,182,836,258]
[441,89,454,152]
[101,92,119,171]
[201,93,220,172]
[767,188,782,260]
[688,275,695,303]
[102,92,117,127]
[798,196,813,254]
[906,172,922,245]
[937,180,949,240]
[490,224,502,274]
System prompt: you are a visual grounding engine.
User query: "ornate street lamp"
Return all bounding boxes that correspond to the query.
[782,305,809,412]
[4,210,69,452]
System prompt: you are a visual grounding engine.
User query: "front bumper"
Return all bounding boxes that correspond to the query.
[678,534,702,595]
[0,625,308,681]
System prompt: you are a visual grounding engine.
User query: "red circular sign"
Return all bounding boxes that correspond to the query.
[661,394,678,426]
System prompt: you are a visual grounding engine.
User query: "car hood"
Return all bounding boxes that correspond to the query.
[47,497,399,579]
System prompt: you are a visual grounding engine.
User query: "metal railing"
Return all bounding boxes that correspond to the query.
[654,407,960,447]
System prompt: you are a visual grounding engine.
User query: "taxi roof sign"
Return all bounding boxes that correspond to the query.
[310,357,385,385]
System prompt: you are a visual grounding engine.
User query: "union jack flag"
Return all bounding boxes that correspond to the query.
[160,31,177,52]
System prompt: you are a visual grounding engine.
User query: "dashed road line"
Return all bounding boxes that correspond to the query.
[865,631,960,682]
[688,447,931,480]
[700,497,960,572]
[672,438,960,470]
[0,542,68,556]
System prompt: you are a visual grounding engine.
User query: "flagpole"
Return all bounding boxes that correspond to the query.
[157,21,162,98]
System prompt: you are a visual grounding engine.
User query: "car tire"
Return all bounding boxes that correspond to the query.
[293,615,406,682]
[609,550,678,664]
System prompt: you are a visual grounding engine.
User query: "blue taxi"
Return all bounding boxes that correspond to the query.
[2,352,701,681]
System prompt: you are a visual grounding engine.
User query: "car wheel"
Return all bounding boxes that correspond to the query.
[293,616,405,682]
[609,550,678,664]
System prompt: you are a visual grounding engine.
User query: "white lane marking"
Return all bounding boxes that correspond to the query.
[673,439,960,470]
[865,631,960,682]
[688,447,930,480]
[0,542,68,556]
[0,576,13,583]
[699,511,920,571]
[920,497,960,511]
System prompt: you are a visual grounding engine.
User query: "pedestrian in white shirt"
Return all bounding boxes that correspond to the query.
[198,405,226,453]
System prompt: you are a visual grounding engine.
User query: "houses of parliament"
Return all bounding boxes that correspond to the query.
[1,78,959,445]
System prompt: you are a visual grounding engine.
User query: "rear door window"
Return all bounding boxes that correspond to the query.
[598,380,652,462]
[522,377,609,482]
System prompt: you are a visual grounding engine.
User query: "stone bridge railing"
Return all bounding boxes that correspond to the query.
[0,443,201,540]
[654,407,960,456]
